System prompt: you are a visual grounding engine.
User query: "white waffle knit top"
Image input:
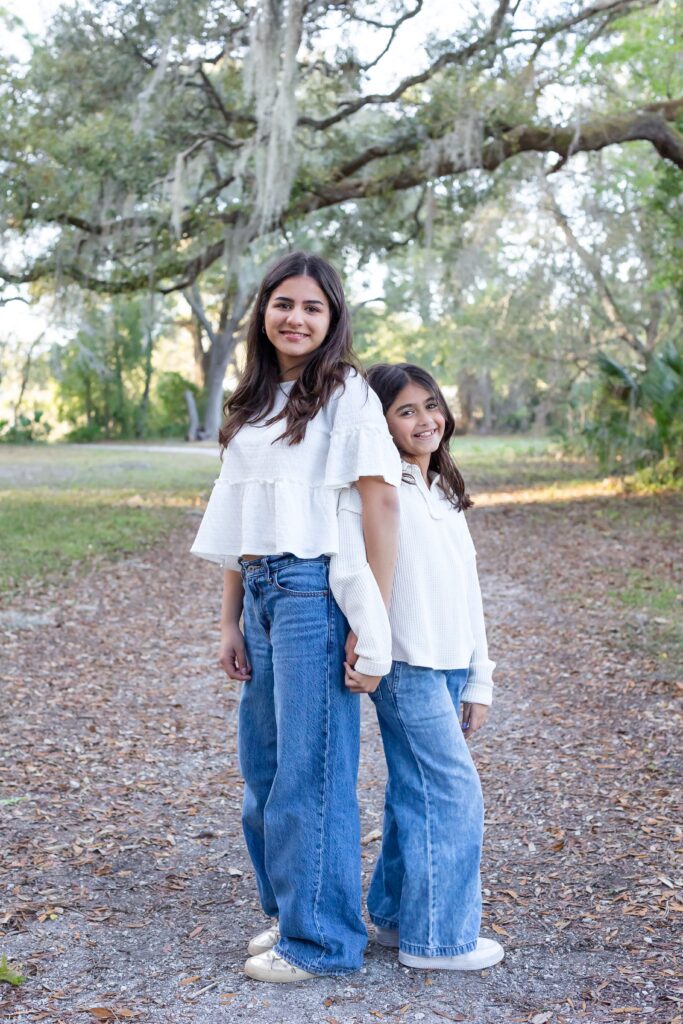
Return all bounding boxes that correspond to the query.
[190,370,402,572]
[330,461,495,704]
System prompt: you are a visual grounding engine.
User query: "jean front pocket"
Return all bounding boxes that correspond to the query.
[385,661,402,695]
[368,681,384,703]
[273,561,329,597]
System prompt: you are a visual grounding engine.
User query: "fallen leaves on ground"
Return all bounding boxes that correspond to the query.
[1,491,681,1022]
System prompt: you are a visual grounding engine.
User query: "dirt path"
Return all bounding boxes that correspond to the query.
[1,493,681,1024]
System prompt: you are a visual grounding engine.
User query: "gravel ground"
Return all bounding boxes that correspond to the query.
[1,491,681,1024]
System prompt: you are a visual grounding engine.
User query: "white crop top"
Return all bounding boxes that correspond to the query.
[191,370,402,570]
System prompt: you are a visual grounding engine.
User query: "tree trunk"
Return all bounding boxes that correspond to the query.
[182,285,253,439]
[532,397,551,435]
[189,313,209,388]
[456,371,477,432]
[13,335,42,425]
[478,370,493,433]
[185,390,202,441]
[135,329,155,438]
[203,363,228,440]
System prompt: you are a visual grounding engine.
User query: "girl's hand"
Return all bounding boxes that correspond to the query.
[461,702,488,740]
[345,630,359,668]
[344,662,381,694]
[219,624,252,681]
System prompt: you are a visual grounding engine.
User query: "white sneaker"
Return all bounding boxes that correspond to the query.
[244,948,318,982]
[247,922,280,956]
[399,937,504,971]
[375,926,399,948]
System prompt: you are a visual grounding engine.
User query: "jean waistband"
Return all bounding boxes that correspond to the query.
[239,552,330,576]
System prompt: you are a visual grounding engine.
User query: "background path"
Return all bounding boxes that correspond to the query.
[1,491,681,1024]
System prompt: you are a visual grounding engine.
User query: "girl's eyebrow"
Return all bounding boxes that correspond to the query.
[273,295,325,306]
[395,397,437,413]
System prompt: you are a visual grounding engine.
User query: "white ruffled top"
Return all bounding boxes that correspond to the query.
[191,370,402,570]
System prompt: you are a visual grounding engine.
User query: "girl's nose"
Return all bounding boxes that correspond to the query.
[285,306,304,325]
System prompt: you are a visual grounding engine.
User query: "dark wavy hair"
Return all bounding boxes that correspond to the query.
[366,363,472,511]
[219,251,360,450]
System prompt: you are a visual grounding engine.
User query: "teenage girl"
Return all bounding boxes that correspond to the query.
[330,362,504,971]
[190,253,401,982]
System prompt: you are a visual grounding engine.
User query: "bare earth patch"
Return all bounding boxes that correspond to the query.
[1,491,681,1024]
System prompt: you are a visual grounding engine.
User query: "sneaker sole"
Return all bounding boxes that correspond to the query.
[398,947,505,971]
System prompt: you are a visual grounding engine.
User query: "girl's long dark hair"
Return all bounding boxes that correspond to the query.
[367,363,472,511]
[219,251,360,450]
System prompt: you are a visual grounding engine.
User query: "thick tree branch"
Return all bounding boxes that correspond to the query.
[2,100,682,295]
[183,284,219,345]
[297,0,657,132]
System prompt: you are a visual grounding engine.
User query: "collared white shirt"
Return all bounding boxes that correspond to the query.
[330,461,495,704]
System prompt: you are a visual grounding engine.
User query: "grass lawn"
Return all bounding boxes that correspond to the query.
[451,433,599,489]
[0,444,219,594]
[1,436,679,657]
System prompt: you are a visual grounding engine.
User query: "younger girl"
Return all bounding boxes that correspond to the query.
[191,254,401,982]
[330,362,503,971]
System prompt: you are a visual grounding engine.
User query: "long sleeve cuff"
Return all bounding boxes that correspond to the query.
[461,680,494,706]
[462,656,495,706]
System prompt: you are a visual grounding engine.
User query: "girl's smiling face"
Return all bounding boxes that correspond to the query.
[385,382,446,465]
[264,274,331,378]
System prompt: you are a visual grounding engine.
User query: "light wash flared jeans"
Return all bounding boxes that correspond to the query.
[238,554,367,975]
[367,662,484,957]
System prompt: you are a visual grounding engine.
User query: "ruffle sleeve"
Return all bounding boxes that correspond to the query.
[324,374,402,488]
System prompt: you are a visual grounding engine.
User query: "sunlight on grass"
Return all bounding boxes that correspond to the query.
[0,437,616,595]
[474,477,627,507]
[0,490,194,591]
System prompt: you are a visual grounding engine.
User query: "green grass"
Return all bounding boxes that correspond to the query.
[610,569,682,617]
[0,436,602,595]
[0,444,218,595]
[2,443,218,494]
[450,435,599,489]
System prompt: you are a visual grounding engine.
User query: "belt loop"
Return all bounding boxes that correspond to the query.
[261,556,271,583]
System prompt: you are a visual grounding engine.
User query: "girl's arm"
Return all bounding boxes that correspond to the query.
[329,499,392,679]
[461,540,495,707]
[341,476,398,694]
[218,569,251,681]
[355,475,399,608]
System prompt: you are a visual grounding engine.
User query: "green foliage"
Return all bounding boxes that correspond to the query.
[1,0,682,447]
[52,294,174,440]
[581,342,683,475]
[586,1,683,101]
[0,953,24,987]
[652,161,683,304]
[0,409,51,443]
[147,371,202,438]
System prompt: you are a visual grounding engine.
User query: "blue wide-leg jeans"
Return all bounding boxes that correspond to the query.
[367,662,484,957]
[238,554,367,975]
